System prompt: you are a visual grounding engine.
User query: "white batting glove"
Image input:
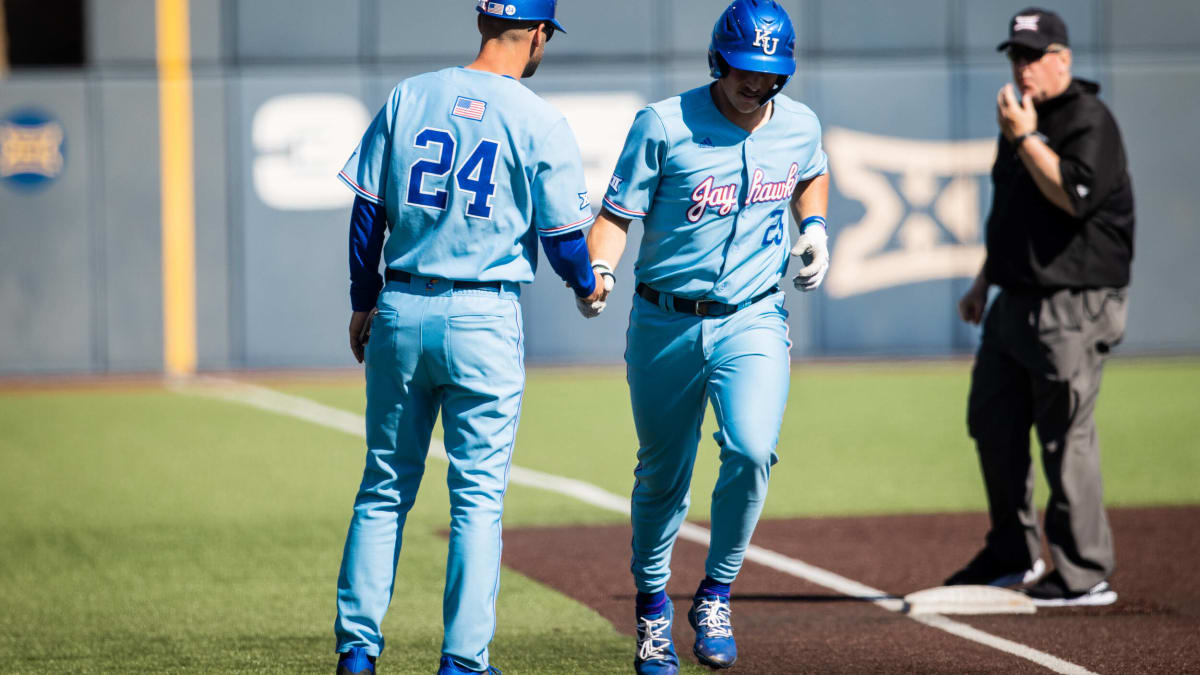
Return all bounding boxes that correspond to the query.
[791,225,830,292]
[575,296,606,318]
[574,259,616,318]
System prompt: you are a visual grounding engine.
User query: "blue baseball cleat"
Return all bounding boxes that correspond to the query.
[635,597,679,675]
[336,647,376,675]
[437,655,501,674]
[688,594,737,668]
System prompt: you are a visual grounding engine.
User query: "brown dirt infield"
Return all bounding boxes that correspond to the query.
[502,506,1200,673]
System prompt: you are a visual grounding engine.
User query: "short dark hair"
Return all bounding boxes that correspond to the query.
[478,14,550,42]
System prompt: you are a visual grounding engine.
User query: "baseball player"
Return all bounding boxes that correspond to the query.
[332,2,603,674]
[585,1,829,672]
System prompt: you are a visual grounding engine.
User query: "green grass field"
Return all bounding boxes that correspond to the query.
[1,359,1197,673]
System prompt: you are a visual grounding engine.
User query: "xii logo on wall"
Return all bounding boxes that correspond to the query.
[822,128,995,299]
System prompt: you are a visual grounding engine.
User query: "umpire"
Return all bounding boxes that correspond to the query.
[946,8,1134,607]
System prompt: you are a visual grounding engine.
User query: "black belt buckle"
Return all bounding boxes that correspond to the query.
[693,300,714,317]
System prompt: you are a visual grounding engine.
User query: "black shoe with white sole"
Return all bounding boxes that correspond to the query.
[1024,570,1117,607]
[944,549,1045,587]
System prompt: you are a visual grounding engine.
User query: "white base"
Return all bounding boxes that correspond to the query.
[903,585,1037,615]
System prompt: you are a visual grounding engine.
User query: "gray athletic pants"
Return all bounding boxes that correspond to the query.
[967,286,1128,591]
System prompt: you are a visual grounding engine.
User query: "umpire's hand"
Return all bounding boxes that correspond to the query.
[958,274,989,325]
[996,83,1037,141]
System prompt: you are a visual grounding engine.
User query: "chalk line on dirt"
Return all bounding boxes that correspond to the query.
[175,376,1095,675]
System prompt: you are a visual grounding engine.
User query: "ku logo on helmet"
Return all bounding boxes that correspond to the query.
[753,28,779,55]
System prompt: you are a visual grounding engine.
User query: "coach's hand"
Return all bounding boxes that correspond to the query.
[791,225,830,291]
[349,309,374,364]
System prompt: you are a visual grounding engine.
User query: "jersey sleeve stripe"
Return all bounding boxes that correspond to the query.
[538,213,594,235]
[602,196,646,218]
[338,171,384,204]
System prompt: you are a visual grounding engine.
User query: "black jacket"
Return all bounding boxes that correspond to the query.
[984,79,1135,292]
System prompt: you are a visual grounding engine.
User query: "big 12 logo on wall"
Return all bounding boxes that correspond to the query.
[252,93,370,211]
[0,109,66,192]
[822,128,995,298]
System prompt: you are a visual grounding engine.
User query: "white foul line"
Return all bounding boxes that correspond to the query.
[175,377,1095,675]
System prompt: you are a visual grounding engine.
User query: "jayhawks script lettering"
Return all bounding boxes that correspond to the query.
[688,176,739,222]
[747,163,799,205]
[686,163,800,223]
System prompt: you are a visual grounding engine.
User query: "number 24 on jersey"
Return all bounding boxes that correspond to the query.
[406,127,500,219]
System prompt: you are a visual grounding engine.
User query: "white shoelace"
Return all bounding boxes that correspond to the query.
[693,597,733,638]
[636,615,673,661]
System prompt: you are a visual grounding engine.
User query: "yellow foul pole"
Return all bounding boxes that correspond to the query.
[156,0,197,375]
[0,0,9,77]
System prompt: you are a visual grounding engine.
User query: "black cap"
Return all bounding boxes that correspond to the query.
[996,7,1069,52]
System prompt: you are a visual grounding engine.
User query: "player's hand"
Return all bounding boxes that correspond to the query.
[568,279,606,317]
[997,83,1036,141]
[958,276,989,325]
[590,260,615,302]
[791,225,830,292]
[349,309,375,364]
[576,261,616,318]
[575,295,605,318]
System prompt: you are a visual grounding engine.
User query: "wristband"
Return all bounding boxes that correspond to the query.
[1013,131,1042,148]
[591,258,616,292]
[800,215,826,232]
[591,259,615,276]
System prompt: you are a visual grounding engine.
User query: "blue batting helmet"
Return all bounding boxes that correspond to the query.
[476,0,566,33]
[708,0,796,92]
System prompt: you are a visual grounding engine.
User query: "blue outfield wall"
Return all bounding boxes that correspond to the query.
[1,0,1199,373]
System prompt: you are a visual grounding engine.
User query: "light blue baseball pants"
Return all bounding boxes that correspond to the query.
[626,291,791,593]
[335,276,524,672]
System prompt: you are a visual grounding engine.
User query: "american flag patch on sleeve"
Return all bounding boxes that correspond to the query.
[451,96,487,121]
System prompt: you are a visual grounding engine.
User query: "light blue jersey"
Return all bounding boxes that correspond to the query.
[612,83,829,602]
[334,64,591,672]
[603,85,827,305]
[339,66,593,284]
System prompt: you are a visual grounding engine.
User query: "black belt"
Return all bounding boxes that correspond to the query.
[385,269,501,291]
[635,283,779,317]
